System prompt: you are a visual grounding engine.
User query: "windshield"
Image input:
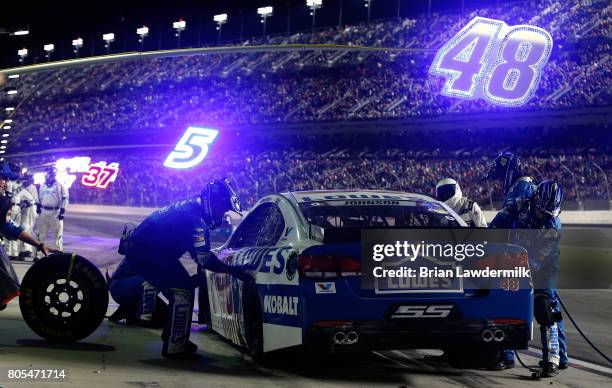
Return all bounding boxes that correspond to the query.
[299,200,461,228]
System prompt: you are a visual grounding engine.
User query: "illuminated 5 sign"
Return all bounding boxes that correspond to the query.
[429,17,553,107]
[81,162,120,189]
[164,126,219,169]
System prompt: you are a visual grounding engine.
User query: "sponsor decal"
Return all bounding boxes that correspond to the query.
[315,282,336,294]
[263,295,299,316]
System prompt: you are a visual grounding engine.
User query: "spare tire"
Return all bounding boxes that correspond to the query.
[19,253,108,342]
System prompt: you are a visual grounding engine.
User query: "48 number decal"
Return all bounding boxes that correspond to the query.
[429,17,553,107]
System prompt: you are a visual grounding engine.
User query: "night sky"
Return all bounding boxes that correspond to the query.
[0,0,511,68]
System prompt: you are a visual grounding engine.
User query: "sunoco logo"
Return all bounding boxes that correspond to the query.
[263,295,299,316]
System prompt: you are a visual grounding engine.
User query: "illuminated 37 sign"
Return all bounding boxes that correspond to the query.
[34,157,120,189]
[429,17,553,107]
[164,126,219,169]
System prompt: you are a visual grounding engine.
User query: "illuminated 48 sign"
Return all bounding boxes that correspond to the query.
[429,17,553,107]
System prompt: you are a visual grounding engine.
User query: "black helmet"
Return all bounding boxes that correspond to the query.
[200,178,241,229]
[482,152,522,194]
[533,180,563,218]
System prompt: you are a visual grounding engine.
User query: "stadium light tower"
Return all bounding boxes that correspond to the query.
[102,33,115,54]
[136,25,149,51]
[306,0,323,31]
[43,44,55,62]
[5,27,29,36]
[173,19,186,48]
[213,14,228,42]
[72,38,83,58]
[364,0,372,23]
[17,48,28,64]
[257,6,273,38]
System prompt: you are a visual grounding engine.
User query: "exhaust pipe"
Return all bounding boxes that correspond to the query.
[493,329,506,342]
[346,331,359,344]
[332,331,359,345]
[481,329,493,342]
[333,331,346,344]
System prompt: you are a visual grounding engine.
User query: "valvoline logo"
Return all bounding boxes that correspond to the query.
[315,282,336,294]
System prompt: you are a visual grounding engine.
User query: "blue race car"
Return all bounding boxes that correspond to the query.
[203,190,532,364]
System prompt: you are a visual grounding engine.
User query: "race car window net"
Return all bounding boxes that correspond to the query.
[226,202,285,249]
[299,202,461,229]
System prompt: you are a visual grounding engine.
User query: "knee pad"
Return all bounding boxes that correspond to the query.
[534,293,555,325]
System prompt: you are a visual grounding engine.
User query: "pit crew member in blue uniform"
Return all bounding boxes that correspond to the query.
[514,180,568,377]
[117,178,244,358]
[484,152,536,370]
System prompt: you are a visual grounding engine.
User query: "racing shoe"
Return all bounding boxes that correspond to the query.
[540,362,560,378]
[487,361,506,371]
[539,360,567,370]
[162,341,199,359]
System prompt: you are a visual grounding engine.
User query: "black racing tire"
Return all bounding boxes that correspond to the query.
[243,280,265,363]
[446,347,500,369]
[19,253,109,342]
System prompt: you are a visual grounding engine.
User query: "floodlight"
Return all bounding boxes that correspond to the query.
[214,14,228,23]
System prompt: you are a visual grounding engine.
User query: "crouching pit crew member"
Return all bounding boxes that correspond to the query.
[435,178,487,227]
[115,178,245,358]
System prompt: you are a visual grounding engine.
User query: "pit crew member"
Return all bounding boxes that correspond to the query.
[435,178,487,227]
[514,180,568,377]
[118,178,244,358]
[6,175,35,260]
[37,166,69,251]
[484,152,536,370]
[19,173,39,259]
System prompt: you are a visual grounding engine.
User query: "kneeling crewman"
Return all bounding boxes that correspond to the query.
[116,178,244,358]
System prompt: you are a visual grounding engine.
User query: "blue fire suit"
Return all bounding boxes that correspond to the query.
[515,215,567,367]
[490,177,536,365]
[491,177,567,366]
[119,198,232,355]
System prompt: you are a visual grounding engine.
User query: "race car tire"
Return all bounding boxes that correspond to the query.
[19,253,108,342]
[243,280,265,362]
[446,347,499,369]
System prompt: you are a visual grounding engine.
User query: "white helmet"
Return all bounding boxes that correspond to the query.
[435,178,463,211]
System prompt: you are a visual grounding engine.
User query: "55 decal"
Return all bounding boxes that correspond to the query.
[429,17,553,107]
[164,126,219,169]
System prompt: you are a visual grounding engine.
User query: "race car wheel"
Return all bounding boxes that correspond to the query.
[19,253,108,342]
[243,281,265,362]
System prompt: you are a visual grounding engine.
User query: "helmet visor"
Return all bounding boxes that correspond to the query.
[436,184,456,202]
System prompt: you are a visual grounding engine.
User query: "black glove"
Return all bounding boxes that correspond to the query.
[20,200,31,209]
[36,204,41,214]
[58,208,65,220]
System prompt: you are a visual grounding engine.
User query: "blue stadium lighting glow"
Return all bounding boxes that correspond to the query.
[164,126,219,169]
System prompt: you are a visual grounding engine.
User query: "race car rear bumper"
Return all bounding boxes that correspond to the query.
[304,319,530,352]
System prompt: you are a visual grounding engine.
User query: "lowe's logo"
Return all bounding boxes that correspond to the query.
[263,295,299,316]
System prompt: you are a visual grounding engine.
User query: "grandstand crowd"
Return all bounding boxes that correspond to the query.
[1,0,610,209]
[1,0,610,150]
[19,126,611,209]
